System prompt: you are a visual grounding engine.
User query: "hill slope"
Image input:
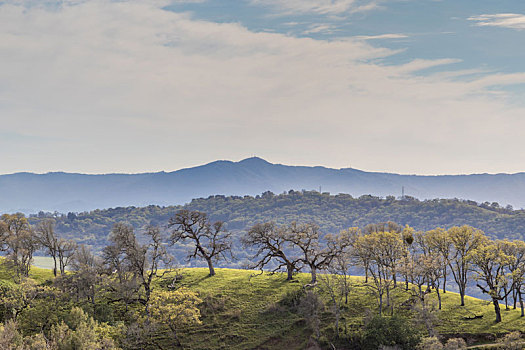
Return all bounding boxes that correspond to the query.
[4,157,525,213]
[6,264,525,349]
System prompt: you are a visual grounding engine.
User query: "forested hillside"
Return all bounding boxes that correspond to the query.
[29,191,525,252]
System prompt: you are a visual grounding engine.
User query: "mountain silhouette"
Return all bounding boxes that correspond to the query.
[2,157,525,213]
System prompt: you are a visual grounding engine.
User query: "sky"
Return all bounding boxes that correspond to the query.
[1,0,525,175]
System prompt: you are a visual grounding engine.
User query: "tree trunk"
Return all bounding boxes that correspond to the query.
[144,285,151,316]
[171,328,183,349]
[504,287,509,310]
[443,266,447,294]
[460,289,465,306]
[59,255,65,275]
[493,298,502,323]
[519,291,524,317]
[286,264,293,281]
[206,258,215,276]
[52,255,57,277]
[378,293,383,316]
[310,266,317,284]
[335,308,340,338]
[436,287,442,310]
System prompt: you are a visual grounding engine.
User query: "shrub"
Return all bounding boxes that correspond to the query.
[279,288,306,309]
[361,315,422,350]
[444,337,467,350]
[298,291,324,339]
[417,336,443,350]
[499,331,522,350]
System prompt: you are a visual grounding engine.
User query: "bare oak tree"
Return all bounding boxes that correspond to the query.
[286,222,350,284]
[36,219,77,276]
[36,219,59,276]
[57,238,77,275]
[242,222,302,280]
[168,210,232,277]
[105,223,173,314]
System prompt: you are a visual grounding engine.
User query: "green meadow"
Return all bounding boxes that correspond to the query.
[2,261,521,349]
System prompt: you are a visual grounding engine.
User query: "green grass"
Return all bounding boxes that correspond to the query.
[0,257,54,284]
[154,268,313,350]
[2,260,524,349]
[156,269,525,349]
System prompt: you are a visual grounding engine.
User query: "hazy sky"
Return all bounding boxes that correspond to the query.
[2,0,525,175]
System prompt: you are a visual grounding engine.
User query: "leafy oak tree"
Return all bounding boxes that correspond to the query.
[448,225,486,306]
[471,240,515,323]
[0,214,38,280]
[357,230,404,315]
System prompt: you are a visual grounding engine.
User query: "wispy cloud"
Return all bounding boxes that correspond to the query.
[249,0,380,16]
[354,33,408,40]
[302,24,338,35]
[469,13,525,30]
[395,58,461,73]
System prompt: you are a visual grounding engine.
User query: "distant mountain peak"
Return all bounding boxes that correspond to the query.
[237,157,271,165]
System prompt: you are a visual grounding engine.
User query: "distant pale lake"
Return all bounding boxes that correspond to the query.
[32,256,67,270]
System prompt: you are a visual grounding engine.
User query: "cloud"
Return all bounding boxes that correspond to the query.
[302,24,339,35]
[1,1,525,175]
[394,58,461,73]
[354,33,408,40]
[469,13,525,30]
[249,0,380,16]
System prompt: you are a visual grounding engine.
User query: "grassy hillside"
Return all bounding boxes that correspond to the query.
[164,269,525,349]
[3,261,525,349]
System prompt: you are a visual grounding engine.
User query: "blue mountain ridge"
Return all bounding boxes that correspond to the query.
[2,157,525,213]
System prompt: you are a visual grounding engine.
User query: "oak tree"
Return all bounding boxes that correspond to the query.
[169,210,232,277]
[242,222,302,280]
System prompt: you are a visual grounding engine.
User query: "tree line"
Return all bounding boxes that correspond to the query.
[27,190,525,256]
